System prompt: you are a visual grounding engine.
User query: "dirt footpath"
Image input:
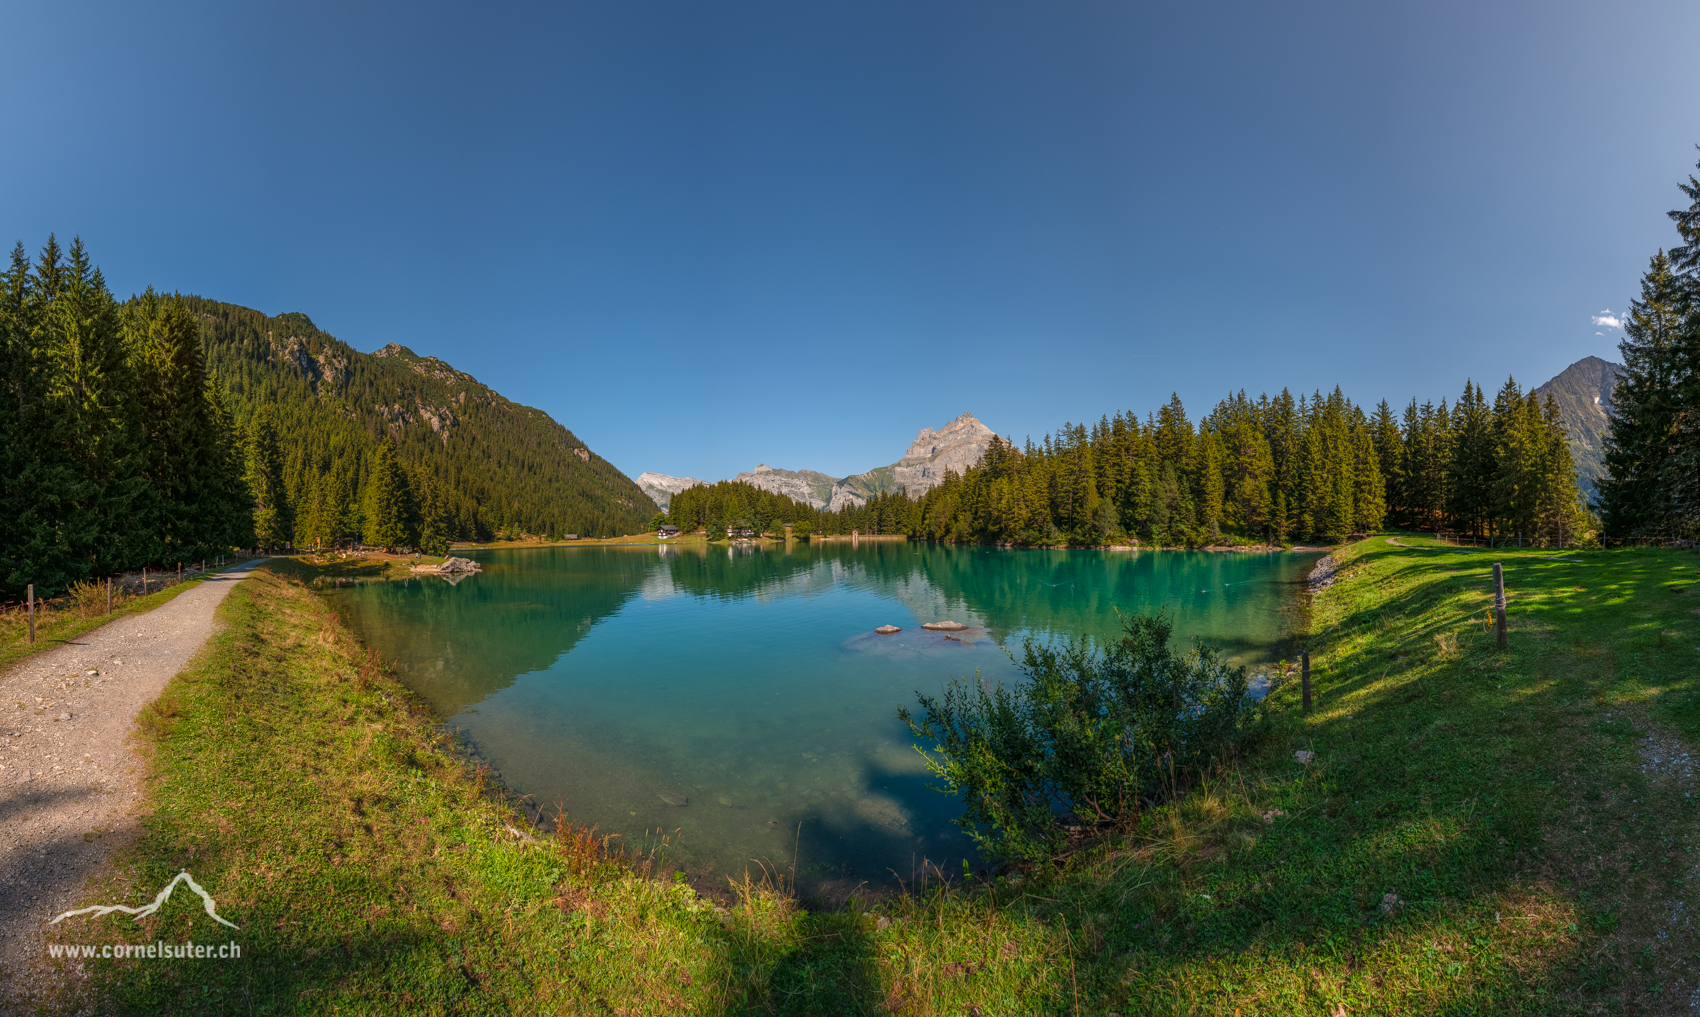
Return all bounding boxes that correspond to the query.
[0,561,261,1006]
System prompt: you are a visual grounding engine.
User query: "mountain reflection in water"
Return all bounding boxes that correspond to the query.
[322,542,1317,893]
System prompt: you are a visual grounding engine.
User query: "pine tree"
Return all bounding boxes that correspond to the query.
[48,237,146,575]
[1370,400,1402,523]
[363,438,416,551]
[0,242,82,596]
[126,290,237,564]
[1599,253,1688,539]
[416,466,450,555]
[247,410,292,551]
[1448,382,1495,539]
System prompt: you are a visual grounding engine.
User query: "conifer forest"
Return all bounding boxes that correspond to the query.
[668,382,1587,548]
[0,236,658,598]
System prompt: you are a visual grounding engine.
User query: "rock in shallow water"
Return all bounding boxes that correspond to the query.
[874,625,901,635]
[658,790,688,806]
[921,620,968,631]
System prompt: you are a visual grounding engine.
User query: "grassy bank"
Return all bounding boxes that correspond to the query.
[48,538,1700,1013]
[49,564,1069,1015]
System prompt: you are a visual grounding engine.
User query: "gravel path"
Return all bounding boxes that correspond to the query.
[0,561,261,1006]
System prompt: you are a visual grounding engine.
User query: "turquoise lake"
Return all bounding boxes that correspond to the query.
[320,542,1318,894]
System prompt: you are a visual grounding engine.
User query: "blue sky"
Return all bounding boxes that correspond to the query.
[4,0,1697,482]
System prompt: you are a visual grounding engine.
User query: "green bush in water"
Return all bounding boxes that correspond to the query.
[898,612,1254,863]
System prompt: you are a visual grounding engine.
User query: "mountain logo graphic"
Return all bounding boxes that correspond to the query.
[48,870,239,929]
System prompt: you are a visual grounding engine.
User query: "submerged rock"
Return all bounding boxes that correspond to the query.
[658,790,688,806]
[874,625,901,635]
[921,620,967,631]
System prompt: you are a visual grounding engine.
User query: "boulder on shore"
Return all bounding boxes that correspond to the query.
[414,556,482,575]
[921,620,968,631]
[874,625,901,635]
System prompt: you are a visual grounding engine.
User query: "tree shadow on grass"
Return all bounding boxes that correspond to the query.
[738,913,887,1017]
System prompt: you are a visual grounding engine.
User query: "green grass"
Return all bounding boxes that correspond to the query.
[45,538,1700,1014]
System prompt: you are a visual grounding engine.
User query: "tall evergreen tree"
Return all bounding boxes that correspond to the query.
[1599,253,1689,539]
[247,409,292,551]
[363,437,416,551]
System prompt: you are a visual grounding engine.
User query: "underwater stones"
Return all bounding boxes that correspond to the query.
[658,790,688,806]
[874,625,901,635]
[921,620,967,631]
[717,796,732,807]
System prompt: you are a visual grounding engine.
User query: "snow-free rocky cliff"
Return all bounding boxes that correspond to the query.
[639,413,999,511]
[635,472,705,511]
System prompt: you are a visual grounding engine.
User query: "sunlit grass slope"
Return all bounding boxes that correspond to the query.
[50,540,1700,1014]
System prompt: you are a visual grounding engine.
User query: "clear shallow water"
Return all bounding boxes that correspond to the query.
[321,542,1318,893]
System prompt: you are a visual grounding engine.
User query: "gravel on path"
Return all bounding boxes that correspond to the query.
[0,560,262,1007]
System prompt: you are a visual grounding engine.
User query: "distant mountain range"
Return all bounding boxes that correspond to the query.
[636,412,999,512]
[1534,355,1623,498]
[634,472,707,512]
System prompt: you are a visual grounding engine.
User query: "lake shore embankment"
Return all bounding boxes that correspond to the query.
[33,535,1692,1012]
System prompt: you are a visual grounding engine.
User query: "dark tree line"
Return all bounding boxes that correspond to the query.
[0,237,250,597]
[1599,150,1700,541]
[904,383,1579,548]
[670,379,1584,549]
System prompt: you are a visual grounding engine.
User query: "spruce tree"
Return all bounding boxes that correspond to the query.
[47,238,147,575]
[1448,382,1495,539]
[1599,253,1688,539]
[0,242,81,595]
[247,410,292,551]
[1370,400,1402,524]
[363,438,416,551]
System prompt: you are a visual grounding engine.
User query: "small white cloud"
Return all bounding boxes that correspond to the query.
[1596,331,1604,335]
[1592,312,1622,329]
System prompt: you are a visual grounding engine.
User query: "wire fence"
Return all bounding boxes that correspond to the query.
[1,556,236,649]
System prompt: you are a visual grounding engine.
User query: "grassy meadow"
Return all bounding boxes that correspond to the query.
[38,537,1700,1014]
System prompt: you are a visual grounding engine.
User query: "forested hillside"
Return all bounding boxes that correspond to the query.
[188,298,657,545]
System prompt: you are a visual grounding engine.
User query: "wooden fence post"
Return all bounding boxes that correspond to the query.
[142,566,147,593]
[1301,651,1311,712]
[107,578,112,615]
[1494,562,1508,648]
[27,584,35,643]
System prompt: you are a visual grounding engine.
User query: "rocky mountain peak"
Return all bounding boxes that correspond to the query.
[901,413,996,464]
[634,472,706,511]
[1533,355,1624,497]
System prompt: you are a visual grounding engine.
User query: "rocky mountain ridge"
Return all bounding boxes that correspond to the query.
[1533,355,1623,498]
[635,472,707,511]
[639,412,999,512]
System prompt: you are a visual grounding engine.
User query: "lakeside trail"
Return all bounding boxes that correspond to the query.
[0,561,261,1007]
[23,541,1700,1014]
